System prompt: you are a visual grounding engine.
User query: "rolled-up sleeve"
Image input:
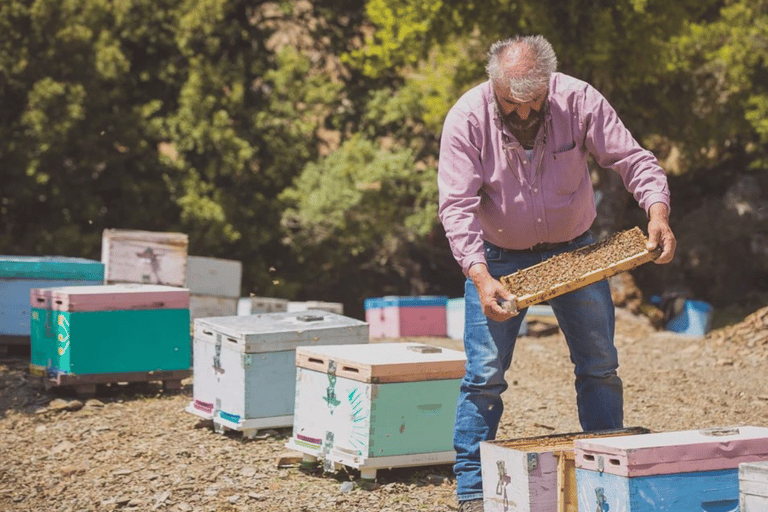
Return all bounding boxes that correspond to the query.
[581,84,671,214]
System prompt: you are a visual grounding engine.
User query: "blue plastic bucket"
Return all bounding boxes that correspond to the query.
[666,300,713,337]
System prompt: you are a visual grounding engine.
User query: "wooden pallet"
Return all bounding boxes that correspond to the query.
[43,369,191,397]
[285,437,456,480]
[501,227,661,310]
[0,335,30,357]
[185,400,293,439]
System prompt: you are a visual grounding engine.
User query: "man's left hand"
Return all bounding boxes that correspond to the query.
[647,202,676,264]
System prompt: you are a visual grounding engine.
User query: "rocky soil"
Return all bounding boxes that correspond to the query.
[1,305,767,512]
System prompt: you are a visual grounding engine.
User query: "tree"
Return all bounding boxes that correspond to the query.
[280,136,455,312]
[666,0,768,168]
[0,0,187,257]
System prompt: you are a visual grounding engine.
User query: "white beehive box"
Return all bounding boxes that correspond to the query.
[288,301,344,315]
[740,460,768,512]
[249,297,289,314]
[286,342,466,479]
[184,256,242,319]
[184,256,241,298]
[189,295,238,319]
[186,310,368,437]
[101,229,188,287]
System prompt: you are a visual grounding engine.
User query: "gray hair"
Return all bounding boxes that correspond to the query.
[486,35,558,101]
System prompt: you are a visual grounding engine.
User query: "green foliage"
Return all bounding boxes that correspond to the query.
[1,0,767,309]
[160,4,346,296]
[280,136,436,275]
[0,0,352,297]
[362,40,481,139]
[344,0,445,76]
[666,0,768,166]
[0,0,186,257]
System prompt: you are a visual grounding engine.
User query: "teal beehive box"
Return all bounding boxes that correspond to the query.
[0,256,103,344]
[286,342,466,479]
[30,284,190,375]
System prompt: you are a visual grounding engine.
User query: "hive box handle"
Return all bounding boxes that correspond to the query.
[297,314,324,322]
[699,427,739,437]
[407,345,442,354]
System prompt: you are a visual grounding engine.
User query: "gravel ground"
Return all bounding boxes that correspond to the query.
[1,306,767,512]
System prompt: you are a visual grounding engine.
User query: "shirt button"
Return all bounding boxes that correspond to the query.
[522,160,528,164]
[537,218,542,223]
[534,188,538,193]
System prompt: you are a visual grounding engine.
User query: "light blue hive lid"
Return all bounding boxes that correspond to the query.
[381,295,448,308]
[0,256,104,280]
[365,295,449,309]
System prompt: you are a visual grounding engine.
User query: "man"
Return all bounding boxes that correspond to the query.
[437,35,676,511]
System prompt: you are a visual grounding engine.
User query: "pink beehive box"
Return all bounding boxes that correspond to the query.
[364,296,447,338]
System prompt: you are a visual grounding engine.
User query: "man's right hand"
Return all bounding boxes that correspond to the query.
[468,263,518,321]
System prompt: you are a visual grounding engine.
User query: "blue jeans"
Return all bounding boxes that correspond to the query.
[454,232,623,501]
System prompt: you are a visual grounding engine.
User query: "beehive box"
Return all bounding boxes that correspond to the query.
[446,298,530,341]
[480,427,649,512]
[184,256,241,319]
[248,297,289,314]
[29,284,190,377]
[101,229,188,286]
[0,256,103,347]
[287,301,344,315]
[286,342,465,479]
[363,296,448,338]
[574,426,768,512]
[186,310,368,437]
[446,298,465,340]
[501,227,660,310]
[740,460,768,512]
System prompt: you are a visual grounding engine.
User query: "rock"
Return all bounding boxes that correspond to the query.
[276,452,303,468]
[51,441,76,454]
[359,480,381,491]
[339,481,355,493]
[254,429,279,439]
[47,398,84,412]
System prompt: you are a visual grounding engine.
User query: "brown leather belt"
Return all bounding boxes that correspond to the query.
[497,232,589,253]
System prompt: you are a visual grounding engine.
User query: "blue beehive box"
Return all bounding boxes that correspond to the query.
[446,298,465,340]
[0,256,104,343]
[574,426,768,512]
[186,310,369,438]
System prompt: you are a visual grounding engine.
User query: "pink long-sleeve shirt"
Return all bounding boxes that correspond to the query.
[438,72,671,275]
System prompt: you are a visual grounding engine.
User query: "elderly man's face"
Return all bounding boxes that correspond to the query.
[493,84,547,121]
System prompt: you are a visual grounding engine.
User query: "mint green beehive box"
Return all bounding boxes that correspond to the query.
[286,342,466,480]
[30,284,190,375]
